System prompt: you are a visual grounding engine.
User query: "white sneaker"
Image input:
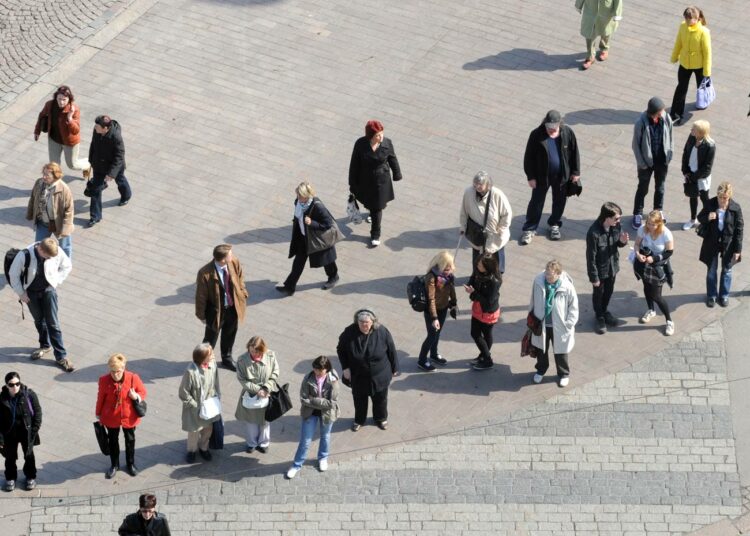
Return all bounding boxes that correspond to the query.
[665,320,675,336]
[520,230,534,245]
[366,216,372,223]
[286,466,300,479]
[318,459,328,472]
[682,219,698,231]
[639,309,656,324]
[370,239,380,247]
[559,377,569,387]
[533,373,543,384]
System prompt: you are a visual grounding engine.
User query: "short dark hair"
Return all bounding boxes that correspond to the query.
[212,244,232,262]
[597,202,622,222]
[95,115,112,128]
[139,493,157,509]
[54,85,75,102]
[4,372,20,385]
[312,355,332,372]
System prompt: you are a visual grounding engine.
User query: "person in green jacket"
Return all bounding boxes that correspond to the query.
[575,0,623,70]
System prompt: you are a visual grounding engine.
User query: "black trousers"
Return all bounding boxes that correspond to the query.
[633,161,668,215]
[643,281,671,321]
[107,426,136,468]
[592,276,616,319]
[689,189,710,220]
[3,429,36,481]
[522,177,567,231]
[471,317,495,363]
[535,326,570,377]
[352,387,388,425]
[283,253,338,291]
[369,209,383,240]
[670,65,704,120]
[203,306,238,359]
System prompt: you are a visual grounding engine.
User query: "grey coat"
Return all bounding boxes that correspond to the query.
[299,371,340,424]
[529,272,579,354]
[632,111,674,169]
[179,361,221,433]
[234,351,279,425]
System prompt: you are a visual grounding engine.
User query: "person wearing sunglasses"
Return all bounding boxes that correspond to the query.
[586,202,629,334]
[0,372,42,492]
[118,493,171,536]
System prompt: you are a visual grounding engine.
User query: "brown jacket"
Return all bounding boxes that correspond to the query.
[34,100,82,146]
[195,257,248,331]
[26,179,74,237]
[425,271,457,319]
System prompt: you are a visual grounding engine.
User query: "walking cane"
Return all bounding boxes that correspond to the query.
[454,233,463,261]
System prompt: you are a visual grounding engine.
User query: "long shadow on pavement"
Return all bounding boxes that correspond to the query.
[463,49,582,72]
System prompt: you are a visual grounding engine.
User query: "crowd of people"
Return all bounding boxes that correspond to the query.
[0,5,744,516]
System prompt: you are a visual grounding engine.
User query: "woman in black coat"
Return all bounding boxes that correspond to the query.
[0,372,42,492]
[697,181,743,307]
[276,181,339,295]
[118,493,171,536]
[681,120,716,230]
[348,120,402,247]
[337,308,399,431]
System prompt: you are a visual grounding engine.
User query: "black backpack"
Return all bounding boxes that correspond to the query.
[406,275,427,312]
[4,248,31,287]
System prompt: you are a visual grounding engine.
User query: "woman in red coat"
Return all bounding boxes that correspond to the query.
[96,353,146,479]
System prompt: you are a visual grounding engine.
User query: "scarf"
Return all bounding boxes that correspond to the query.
[294,199,313,235]
[432,267,454,289]
[250,352,263,363]
[544,279,561,320]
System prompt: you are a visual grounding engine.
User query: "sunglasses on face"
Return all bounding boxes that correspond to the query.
[7,382,20,387]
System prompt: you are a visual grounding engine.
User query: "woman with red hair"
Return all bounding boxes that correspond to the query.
[348,120,402,247]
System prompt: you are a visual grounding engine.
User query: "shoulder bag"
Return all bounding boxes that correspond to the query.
[465,193,491,248]
[194,365,221,420]
[306,201,344,253]
[265,383,293,422]
[129,374,147,418]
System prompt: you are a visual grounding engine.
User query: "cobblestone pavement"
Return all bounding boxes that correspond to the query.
[0,0,749,533]
[17,323,742,534]
[0,0,134,108]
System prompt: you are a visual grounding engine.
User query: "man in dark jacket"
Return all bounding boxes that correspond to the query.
[337,309,399,431]
[520,110,581,244]
[86,115,132,227]
[585,203,629,334]
[118,493,171,536]
[0,372,42,492]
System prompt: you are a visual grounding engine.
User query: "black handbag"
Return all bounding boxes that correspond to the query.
[683,178,699,198]
[695,222,709,238]
[564,178,583,197]
[306,202,343,254]
[208,417,224,450]
[133,398,147,418]
[465,193,491,247]
[265,383,293,422]
[93,421,110,455]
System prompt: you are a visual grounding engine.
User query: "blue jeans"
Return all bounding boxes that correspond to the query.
[418,307,448,364]
[292,415,332,468]
[34,225,72,261]
[706,255,732,300]
[89,171,132,221]
[26,288,67,360]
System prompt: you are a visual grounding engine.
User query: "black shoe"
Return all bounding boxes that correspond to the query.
[126,464,139,477]
[431,355,448,367]
[87,219,100,228]
[472,361,493,371]
[417,361,436,372]
[255,446,268,454]
[199,449,212,461]
[595,317,607,334]
[470,355,482,365]
[376,421,388,430]
[105,466,118,479]
[118,198,130,207]
[275,284,294,296]
[719,297,729,308]
[221,358,237,372]
[322,274,339,290]
[707,297,716,308]
[186,452,197,463]
[603,312,624,327]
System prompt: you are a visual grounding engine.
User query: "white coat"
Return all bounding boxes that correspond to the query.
[8,243,72,297]
[529,271,579,354]
[459,185,512,253]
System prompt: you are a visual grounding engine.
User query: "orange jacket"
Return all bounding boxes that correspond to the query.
[96,371,147,429]
[34,100,82,146]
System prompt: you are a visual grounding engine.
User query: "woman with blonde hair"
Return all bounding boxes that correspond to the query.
[417,251,457,372]
[634,210,675,335]
[681,120,716,230]
[95,353,147,479]
[235,336,279,453]
[276,181,339,295]
[26,162,74,259]
[178,343,221,463]
[669,6,711,125]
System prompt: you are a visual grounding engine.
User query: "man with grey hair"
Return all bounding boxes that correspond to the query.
[459,171,512,273]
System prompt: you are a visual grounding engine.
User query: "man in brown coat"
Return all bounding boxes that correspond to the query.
[195,244,248,371]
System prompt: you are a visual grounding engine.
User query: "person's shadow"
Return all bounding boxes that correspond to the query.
[562,108,641,126]
[463,49,582,72]
[0,184,30,200]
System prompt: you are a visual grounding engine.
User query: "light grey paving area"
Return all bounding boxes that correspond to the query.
[0,0,133,107]
[19,323,743,534]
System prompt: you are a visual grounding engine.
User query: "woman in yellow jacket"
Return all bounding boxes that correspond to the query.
[669,6,712,125]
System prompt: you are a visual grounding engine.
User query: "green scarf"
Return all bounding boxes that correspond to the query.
[544,279,561,320]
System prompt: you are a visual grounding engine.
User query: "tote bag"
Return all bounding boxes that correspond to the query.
[696,77,716,110]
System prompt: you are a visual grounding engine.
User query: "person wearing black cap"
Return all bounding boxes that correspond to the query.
[86,115,132,227]
[520,110,581,245]
[631,97,674,230]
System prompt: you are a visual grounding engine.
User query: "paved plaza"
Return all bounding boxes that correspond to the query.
[1,0,749,534]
